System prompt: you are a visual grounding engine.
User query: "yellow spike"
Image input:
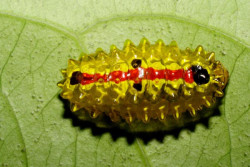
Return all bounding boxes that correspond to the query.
[133,94,139,104]
[125,111,133,124]
[205,100,211,107]
[196,86,205,93]
[79,52,87,61]
[143,113,149,123]
[207,52,215,62]
[184,89,192,96]
[197,106,203,110]
[96,51,108,62]
[57,81,64,88]
[96,47,104,53]
[197,45,203,52]
[169,41,178,47]
[150,94,156,101]
[215,60,220,64]
[158,105,166,120]
[188,104,196,117]
[194,45,203,56]
[68,59,79,66]
[142,107,150,123]
[216,75,224,79]
[215,90,224,97]
[79,93,85,100]
[124,39,135,49]
[61,91,72,99]
[173,106,180,119]
[155,39,165,48]
[70,103,80,112]
[160,111,165,120]
[109,46,122,61]
[155,39,165,53]
[174,111,180,120]
[202,96,211,107]
[125,107,133,123]
[139,38,150,46]
[156,39,164,45]
[129,116,133,123]
[110,45,118,52]
[90,110,99,119]
[61,91,69,96]
[109,108,120,122]
[138,38,150,53]
[126,116,133,124]
[61,69,67,74]
[185,47,191,52]
[211,79,220,84]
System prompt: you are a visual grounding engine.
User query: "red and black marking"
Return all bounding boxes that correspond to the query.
[70,59,210,89]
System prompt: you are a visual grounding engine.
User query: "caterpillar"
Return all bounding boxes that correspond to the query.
[57,38,229,125]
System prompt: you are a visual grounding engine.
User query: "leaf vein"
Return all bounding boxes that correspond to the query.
[0,12,84,52]
[80,14,250,48]
[136,138,152,167]
[0,21,29,167]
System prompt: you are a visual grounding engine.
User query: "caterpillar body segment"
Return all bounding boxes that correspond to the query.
[58,39,229,124]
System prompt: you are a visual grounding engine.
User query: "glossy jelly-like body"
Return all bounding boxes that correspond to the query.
[58,38,229,124]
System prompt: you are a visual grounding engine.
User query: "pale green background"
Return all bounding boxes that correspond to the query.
[0,0,249,166]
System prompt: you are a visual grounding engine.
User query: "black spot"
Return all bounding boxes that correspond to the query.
[191,65,210,85]
[133,83,142,91]
[131,59,141,68]
[70,71,82,85]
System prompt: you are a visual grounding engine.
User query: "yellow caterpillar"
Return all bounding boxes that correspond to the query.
[57,38,229,125]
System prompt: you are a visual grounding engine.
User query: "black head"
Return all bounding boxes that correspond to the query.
[70,71,82,85]
[191,65,210,85]
[131,59,141,68]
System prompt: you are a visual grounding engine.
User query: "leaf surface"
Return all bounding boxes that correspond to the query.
[0,0,249,166]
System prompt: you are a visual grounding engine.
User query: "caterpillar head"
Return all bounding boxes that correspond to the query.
[178,46,229,117]
[210,61,229,97]
[187,46,229,97]
[190,61,229,97]
[57,59,82,100]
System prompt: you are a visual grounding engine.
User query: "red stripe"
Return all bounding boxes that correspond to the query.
[80,68,194,85]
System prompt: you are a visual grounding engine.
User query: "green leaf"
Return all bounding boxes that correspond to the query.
[0,0,249,166]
